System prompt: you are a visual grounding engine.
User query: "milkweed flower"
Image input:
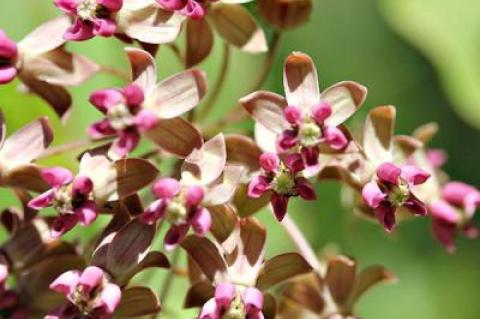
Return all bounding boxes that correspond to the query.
[248,152,316,221]
[362,162,430,231]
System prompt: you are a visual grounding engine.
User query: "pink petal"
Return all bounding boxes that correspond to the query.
[259,152,280,172]
[97,283,122,314]
[191,208,212,236]
[400,165,430,185]
[426,149,447,168]
[92,18,117,37]
[112,129,140,156]
[51,214,79,238]
[199,298,221,319]
[0,66,17,84]
[156,0,187,11]
[429,201,460,224]
[248,176,270,198]
[98,0,123,12]
[403,196,427,216]
[135,109,159,132]
[312,101,332,123]
[271,193,289,221]
[153,178,181,199]
[362,182,385,208]
[276,130,298,151]
[214,283,236,308]
[0,30,17,58]
[284,153,305,173]
[140,199,167,224]
[74,200,98,225]
[164,224,190,250]
[243,287,264,313]
[123,84,144,106]
[186,185,204,207]
[53,0,78,14]
[432,219,457,254]
[464,191,480,217]
[301,146,319,167]
[28,189,55,210]
[49,270,80,296]
[183,0,206,19]
[79,266,105,293]
[442,182,480,214]
[296,177,317,200]
[323,126,348,150]
[42,167,73,187]
[376,162,401,185]
[89,88,124,113]
[89,119,116,138]
[64,19,95,41]
[72,175,93,195]
[375,203,396,232]
[283,106,303,125]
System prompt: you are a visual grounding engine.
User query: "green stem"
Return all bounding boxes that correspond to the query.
[160,248,181,303]
[198,42,231,121]
[99,65,131,81]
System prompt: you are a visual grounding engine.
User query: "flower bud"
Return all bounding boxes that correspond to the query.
[258,0,313,30]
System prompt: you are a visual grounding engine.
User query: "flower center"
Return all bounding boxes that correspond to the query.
[223,294,246,319]
[77,0,99,20]
[72,284,101,315]
[273,169,296,195]
[53,185,74,214]
[298,120,321,147]
[107,103,135,131]
[388,182,410,207]
[165,198,188,225]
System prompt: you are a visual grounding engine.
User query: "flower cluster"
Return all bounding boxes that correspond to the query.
[0,0,477,318]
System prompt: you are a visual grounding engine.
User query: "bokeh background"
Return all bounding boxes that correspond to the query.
[0,0,479,318]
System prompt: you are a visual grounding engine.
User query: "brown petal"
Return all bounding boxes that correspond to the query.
[18,73,72,119]
[363,105,396,165]
[125,47,157,92]
[209,3,268,53]
[106,219,156,285]
[24,48,99,86]
[115,158,159,199]
[283,52,320,109]
[394,135,424,158]
[349,265,396,306]
[322,81,367,127]
[325,255,357,306]
[263,292,278,319]
[186,19,214,67]
[282,281,324,314]
[239,91,288,134]
[225,134,262,171]
[145,117,203,158]
[256,253,313,290]
[233,184,271,217]
[209,204,238,243]
[146,69,207,119]
[413,122,439,144]
[122,194,144,216]
[240,217,266,266]
[0,117,53,169]
[114,286,161,317]
[2,164,50,192]
[17,16,69,55]
[181,236,227,282]
[184,280,215,308]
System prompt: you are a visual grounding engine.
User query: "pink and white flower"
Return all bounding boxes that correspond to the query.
[47,266,121,319]
[248,152,316,221]
[362,162,430,231]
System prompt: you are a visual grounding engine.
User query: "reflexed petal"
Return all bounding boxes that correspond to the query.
[98,283,122,314]
[51,214,79,238]
[400,165,430,185]
[259,152,279,172]
[89,119,116,138]
[28,189,55,209]
[296,177,317,200]
[363,105,395,165]
[0,66,17,84]
[183,0,206,19]
[374,203,396,232]
[429,201,460,224]
[323,126,348,150]
[312,101,332,123]
[361,182,385,208]
[93,18,117,37]
[403,196,427,216]
[284,105,303,125]
[75,200,98,225]
[284,153,305,173]
[283,52,319,109]
[89,89,124,113]
[376,162,401,185]
[79,266,104,293]
[186,185,204,207]
[42,167,73,187]
[164,224,190,250]
[186,18,214,67]
[325,255,356,306]
[322,81,367,127]
[214,283,236,308]
[72,176,93,195]
[248,176,270,198]
[53,0,78,14]
[123,84,145,106]
[191,208,212,236]
[243,287,263,312]
[49,270,80,296]
[112,129,141,156]
[18,16,70,54]
[432,219,457,254]
[271,193,288,221]
[64,19,95,41]
[153,178,181,199]
[126,47,157,92]
[240,91,288,134]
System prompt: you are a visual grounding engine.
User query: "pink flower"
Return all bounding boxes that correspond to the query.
[0,31,18,84]
[140,177,212,250]
[28,167,98,238]
[248,152,316,221]
[199,284,264,319]
[89,84,157,156]
[54,0,123,41]
[362,162,430,232]
[430,182,480,253]
[157,0,217,19]
[47,266,121,319]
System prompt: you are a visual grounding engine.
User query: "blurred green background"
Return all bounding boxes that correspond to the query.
[0,0,479,318]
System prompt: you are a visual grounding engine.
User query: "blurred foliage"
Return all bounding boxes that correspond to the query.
[0,1,479,319]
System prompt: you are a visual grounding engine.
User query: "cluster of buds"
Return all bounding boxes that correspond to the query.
[0,1,477,318]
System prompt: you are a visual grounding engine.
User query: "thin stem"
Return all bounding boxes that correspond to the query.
[281,214,324,274]
[249,31,283,92]
[198,42,231,121]
[99,65,131,81]
[160,248,181,303]
[37,139,93,160]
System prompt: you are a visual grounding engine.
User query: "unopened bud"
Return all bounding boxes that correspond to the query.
[258,0,313,30]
